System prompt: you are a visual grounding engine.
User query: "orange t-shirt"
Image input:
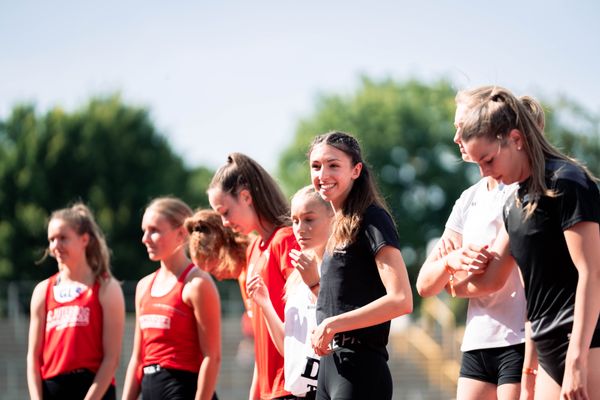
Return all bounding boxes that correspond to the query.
[139,264,202,372]
[41,274,105,379]
[246,226,298,399]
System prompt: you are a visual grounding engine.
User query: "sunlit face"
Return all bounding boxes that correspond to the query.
[463,133,530,184]
[48,218,89,267]
[309,143,362,210]
[141,209,185,262]
[208,187,256,235]
[291,196,333,252]
[453,103,471,161]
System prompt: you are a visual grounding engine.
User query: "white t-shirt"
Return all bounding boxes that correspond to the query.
[446,178,526,352]
[283,282,320,397]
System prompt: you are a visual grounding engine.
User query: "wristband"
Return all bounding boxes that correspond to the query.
[522,367,537,375]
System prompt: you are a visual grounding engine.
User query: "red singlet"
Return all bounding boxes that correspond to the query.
[139,263,202,372]
[41,274,104,379]
[247,227,298,399]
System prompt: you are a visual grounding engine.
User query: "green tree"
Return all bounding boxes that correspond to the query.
[0,95,209,281]
[277,77,600,311]
[278,78,472,307]
[544,95,600,177]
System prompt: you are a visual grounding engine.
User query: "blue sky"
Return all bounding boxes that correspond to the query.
[1,0,599,171]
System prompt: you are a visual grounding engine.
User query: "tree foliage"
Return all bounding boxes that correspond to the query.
[0,95,211,281]
[1,79,597,311]
[277,77,600,309]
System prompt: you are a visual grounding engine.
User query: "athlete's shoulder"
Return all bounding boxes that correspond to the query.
[271,225,296,243]
[31,277,52,302]
[185,264,213,285]
[363,203,395,225]
[547,159,595,189]
[136,272,155,292]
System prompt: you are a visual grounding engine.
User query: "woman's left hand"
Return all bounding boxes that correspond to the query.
[311,318,335,356]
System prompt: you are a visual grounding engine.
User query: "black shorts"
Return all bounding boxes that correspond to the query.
[274,392,316,400]
[534,327,600,385]
[141,365,218,400]
[316,348,392,400]
[459,343,525,386]
[273,394,315,400]
[42,368,116,400]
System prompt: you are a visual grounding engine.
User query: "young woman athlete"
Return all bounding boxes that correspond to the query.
[208,153,299,400]
[247,185,334,399]
[308,131,413,400]
[455,86,600,399]
[122,197,220,400]
[27,203,125,400]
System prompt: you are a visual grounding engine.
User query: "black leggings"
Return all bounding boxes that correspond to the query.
[141,367,218,400]
[316,348,392,400]
[42,369,115,400]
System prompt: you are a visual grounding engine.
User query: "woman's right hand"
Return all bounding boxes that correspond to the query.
[246,275,270,309]
[444,243,494,274]
[289,248,320,287]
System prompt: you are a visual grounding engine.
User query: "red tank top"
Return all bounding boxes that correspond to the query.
[247,227,298,399]
[41,273,104,379]
[139,263,202,372]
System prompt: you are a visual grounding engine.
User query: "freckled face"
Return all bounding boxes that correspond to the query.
[208,188,257,235]
[309,143,362,210]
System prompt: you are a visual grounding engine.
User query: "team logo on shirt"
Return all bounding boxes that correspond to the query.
[140,314,171,330]
[46,306,90,331]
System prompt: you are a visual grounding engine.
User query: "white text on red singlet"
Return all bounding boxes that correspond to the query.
[46,306,90,331]
[140,314,171,330]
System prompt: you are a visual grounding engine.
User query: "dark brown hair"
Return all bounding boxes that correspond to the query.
[308,131,392,249]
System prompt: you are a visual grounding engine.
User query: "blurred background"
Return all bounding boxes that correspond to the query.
[1,1,599,398]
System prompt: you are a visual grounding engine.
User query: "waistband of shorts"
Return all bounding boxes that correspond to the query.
[143,364,163,375]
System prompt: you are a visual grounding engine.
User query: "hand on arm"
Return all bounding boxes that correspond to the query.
[27,281,48,400]
[416,228,462,297]
[560,221,600,399]
[84,278,125,400]
[451,226,516,298]
[311,245,413,356]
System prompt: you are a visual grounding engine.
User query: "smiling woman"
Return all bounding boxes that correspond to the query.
[306,131,413,400]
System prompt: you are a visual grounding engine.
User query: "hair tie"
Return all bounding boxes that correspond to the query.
[193,224,209,234]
